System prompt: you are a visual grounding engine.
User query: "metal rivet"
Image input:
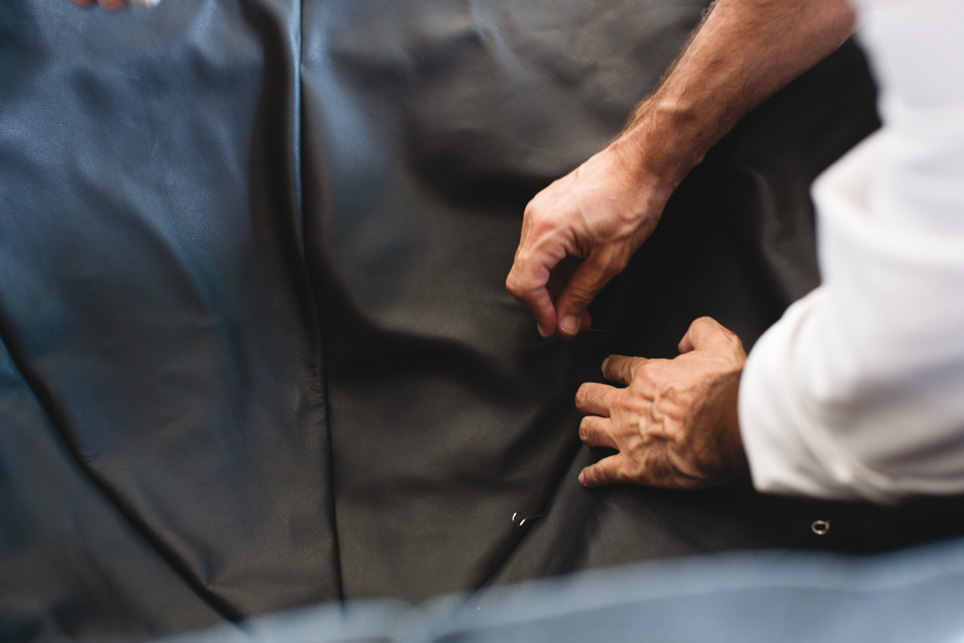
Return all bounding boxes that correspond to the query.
[811,519,831,536]
[511,512,543,528]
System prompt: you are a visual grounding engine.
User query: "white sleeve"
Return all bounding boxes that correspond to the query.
[738,0,964,503]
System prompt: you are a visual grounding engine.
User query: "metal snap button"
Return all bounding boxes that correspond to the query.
[811,519,831,536]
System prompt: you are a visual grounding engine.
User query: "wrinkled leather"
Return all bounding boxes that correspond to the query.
[0,1,338,638]
[3,0,963,640]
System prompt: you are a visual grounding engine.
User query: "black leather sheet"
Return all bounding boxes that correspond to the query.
[300,0,880,600]
[2,0,963,640]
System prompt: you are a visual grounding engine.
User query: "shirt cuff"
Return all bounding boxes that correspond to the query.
[739,289,901,503]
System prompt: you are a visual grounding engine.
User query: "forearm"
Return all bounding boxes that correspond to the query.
[617,0,856,191]
[505,0,854,338]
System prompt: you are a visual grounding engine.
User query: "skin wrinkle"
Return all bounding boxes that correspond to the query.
[575,317,750,489]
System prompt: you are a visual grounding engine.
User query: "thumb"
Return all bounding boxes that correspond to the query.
[678,316,733,354]
[553,248,626,338]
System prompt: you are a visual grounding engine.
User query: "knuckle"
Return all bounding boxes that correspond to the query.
[505,270,538,299]
[583,467,603,486]
[524,200,551,225]
[528,218,556,241]
[632,360,654,381]
[721,326,743,345]
[574,383,591,406]
[522,200,538,221]
[578,417,592,441]
[504,273,523,297]
[692,315,715,329]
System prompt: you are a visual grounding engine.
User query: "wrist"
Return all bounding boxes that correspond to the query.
[609,99,707,204]
[718,369,751,484]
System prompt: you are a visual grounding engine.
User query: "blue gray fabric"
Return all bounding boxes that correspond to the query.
[166,537,964,643]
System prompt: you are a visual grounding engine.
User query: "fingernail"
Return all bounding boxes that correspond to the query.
[578,470,586,486]
[601,357,610,373]
[537,323,553,338]
[560,316,579,336]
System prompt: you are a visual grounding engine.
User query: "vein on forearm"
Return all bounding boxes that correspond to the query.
[620,0,857,187]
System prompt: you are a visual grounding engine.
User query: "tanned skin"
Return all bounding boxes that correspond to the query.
[506,0,856,488]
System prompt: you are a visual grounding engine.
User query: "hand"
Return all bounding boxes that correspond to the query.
[505,137,672,339]
[575,317,750,489]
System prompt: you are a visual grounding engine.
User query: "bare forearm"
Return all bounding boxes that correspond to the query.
[508,0,855,339]
[619,0,856,190]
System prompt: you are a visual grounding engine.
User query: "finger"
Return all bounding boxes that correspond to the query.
[547,259,593,332]
[546,255,582,300]
[553,247,627,338]
[71,0,96,5]
[99,0,128,9]
[574,382,615,416]
[506,264,558,337]
[578,415,617,449]
[506,229,565,338]
[601,354,648,386]
[578,454,626,487]
[529,287,557,338]
[678,316,738,354]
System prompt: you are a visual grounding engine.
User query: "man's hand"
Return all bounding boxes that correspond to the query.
[575,317,749,489]
[505,138,672,339]
[505,0,855,340]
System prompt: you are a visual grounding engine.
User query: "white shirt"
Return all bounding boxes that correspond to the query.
[739,0,964,502]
